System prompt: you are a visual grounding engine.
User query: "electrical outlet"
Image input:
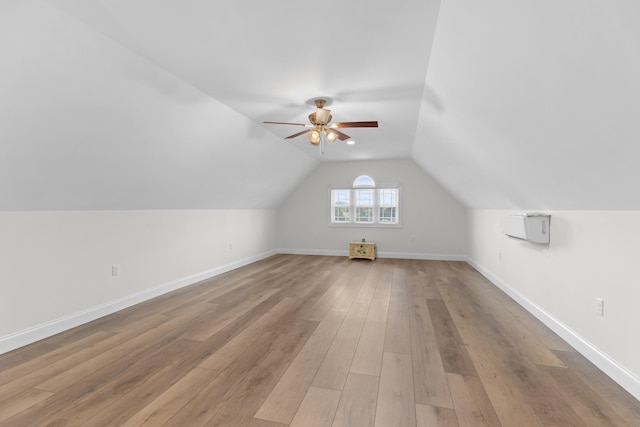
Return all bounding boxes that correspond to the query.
[112,264,120,276]
[595,298,604,316]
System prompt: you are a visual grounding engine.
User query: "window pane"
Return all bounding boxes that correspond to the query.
[355,189,373,206]
[355,207,373,222]
[379,189,398,206]
[332,189,350,205]
[334,207,350,222]
[379,207,397,223]
[331,189,351,223]
[353,175,375,187]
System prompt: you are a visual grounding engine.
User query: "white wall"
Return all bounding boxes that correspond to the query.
[278,159,467,259]
[0,209,278,353]
[467,210,640,399]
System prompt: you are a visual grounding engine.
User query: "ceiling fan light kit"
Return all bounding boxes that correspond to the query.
[308,129,321,145]
[264,98,378,154]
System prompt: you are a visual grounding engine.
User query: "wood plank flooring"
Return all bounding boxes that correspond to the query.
[1,255,639,426]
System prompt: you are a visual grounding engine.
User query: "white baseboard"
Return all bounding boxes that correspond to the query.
[378,251,467,261]
[278,248,347,257]
[0,250,277,355]
[277,248,466,261]
[466,257,640,401]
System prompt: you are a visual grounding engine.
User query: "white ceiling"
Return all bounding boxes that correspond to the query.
[47,0,441,162]
[2,0,640,210]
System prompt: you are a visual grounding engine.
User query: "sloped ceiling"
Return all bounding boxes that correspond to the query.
[0,0,321,210]
[2,0,639,211]
[413,0,640,209]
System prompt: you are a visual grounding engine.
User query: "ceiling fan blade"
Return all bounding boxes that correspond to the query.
[326,128,351,141]
[333,121,379,128]
[285,129,312,139]
[263,121,309,127]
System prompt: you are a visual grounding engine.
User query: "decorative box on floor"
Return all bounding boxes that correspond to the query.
[349,242,376,260]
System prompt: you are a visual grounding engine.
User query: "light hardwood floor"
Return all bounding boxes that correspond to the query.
[1,255,639,426]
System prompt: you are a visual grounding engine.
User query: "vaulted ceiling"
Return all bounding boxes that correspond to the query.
[2,0,639,211]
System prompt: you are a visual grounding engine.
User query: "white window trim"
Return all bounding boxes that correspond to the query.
[328,185,403,228]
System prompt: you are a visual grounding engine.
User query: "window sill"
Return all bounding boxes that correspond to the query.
[328,222,402,229]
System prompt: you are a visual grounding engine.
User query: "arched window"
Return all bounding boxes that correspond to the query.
[330,175,400,226]
[353,175,375,187]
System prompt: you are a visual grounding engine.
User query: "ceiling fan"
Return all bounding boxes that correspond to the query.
[263,98,378,153]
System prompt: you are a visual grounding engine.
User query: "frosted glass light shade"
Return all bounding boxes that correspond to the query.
[308,129,321,145]
[315,108,331,124]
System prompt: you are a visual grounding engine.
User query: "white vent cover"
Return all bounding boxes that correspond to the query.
[500,213,550,244]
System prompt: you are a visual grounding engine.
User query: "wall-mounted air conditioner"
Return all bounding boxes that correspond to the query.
[500,213,551,244]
